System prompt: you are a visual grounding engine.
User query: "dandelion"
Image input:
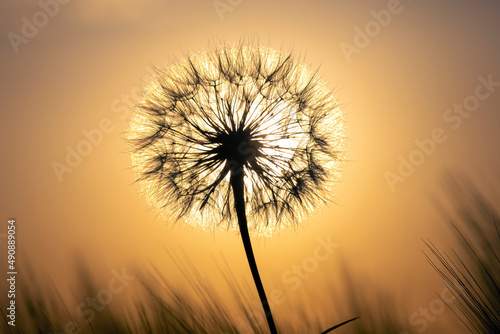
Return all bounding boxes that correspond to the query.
[128,40,345,333]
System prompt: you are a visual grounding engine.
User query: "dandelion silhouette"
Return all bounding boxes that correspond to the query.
[129,41,346,333]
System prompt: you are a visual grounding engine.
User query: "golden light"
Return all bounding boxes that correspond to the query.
[128,43,345,237]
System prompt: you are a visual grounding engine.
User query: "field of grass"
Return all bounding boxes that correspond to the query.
[2,175,498,333]
[0,253,405,333]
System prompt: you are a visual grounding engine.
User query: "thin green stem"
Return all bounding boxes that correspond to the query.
[230,170,278,334]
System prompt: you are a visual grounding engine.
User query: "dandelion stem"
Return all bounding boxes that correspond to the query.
[230,170,278,334]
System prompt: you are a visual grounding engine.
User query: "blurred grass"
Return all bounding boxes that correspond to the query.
[0,250,406,334]
[6,173,500,333]
[335,270,406,334]
[1,254,264,334]
[425,174,500,333]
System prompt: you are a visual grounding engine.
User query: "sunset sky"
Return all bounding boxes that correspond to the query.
[1,0,500,333]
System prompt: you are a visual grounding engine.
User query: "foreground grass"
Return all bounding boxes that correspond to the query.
[5,174,498,333]
[425,175,500,333]
[1,252,407,334]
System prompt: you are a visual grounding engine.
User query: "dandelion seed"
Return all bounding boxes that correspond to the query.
[128,40,345,333]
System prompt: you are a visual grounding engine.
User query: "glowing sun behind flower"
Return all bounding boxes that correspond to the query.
[128,41,345,333]
[129,43,345,236]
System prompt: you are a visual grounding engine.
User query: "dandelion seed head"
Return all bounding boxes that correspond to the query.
[128,42,345,236]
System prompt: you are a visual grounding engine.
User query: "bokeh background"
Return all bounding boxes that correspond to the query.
[1,0,499,333]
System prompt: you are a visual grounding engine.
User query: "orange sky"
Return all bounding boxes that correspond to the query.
[1,0,500,333]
